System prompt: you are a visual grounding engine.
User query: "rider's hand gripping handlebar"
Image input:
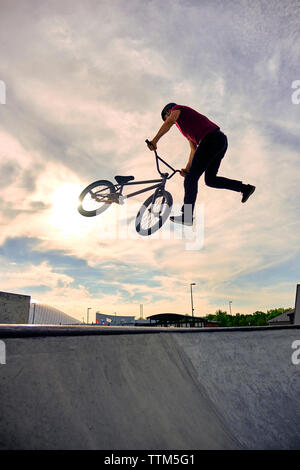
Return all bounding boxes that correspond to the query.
[145,139,179,179]
[145,139,156,151]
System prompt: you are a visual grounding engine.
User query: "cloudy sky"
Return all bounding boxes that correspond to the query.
[0,0,299,321]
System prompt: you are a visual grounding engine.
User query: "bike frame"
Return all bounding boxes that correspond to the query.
[94,146,179,203]
[117,149,178,198]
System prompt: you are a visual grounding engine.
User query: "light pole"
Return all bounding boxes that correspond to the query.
[229,301,232,315]
[87,307,91,324]
[190,283,196,317]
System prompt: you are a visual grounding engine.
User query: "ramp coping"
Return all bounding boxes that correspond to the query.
[0,324,299,338]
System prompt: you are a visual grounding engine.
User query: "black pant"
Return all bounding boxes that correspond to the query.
[182,130,244,215]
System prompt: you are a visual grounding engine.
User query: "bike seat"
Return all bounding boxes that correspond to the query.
[115,175,135,184]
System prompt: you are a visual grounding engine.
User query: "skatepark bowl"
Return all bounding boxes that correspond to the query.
[0,324,300,450]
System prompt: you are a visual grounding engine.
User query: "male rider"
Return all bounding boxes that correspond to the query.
[147,103,255,225]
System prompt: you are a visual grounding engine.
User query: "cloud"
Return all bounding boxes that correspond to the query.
[0,259,73,291]
[0,0,299,318]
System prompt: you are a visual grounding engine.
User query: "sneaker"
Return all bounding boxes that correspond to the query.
[241,184,255,203]
[170,215,193,226]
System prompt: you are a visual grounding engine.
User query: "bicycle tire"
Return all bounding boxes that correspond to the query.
[78,179,115,217]
[135,190,173,236]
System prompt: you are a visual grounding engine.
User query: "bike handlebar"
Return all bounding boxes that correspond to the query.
[145,139,154,148]
[145,139,179,179]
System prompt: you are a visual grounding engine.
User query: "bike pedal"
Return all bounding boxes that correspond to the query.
[118,195,126,205]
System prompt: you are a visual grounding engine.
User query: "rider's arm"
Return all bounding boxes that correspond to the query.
[180,140,197,177]
[150,109,180,147]
[185,140,197,172]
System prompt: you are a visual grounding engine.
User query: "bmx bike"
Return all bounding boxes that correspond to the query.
[78,140,180,236]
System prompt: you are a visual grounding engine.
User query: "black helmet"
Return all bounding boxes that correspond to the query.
[161,102,177,121]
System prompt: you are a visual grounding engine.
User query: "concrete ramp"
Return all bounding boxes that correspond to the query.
[174,328,300,449]
[0,325,299,449]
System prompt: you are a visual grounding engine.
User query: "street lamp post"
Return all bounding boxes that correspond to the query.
[87,307,91,324]
[190,283,196,317]
[229,301,232,315]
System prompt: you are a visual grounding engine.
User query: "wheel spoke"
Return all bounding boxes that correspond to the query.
[139,195,170,233]
[82,185,110,211]
[78,180,115,217]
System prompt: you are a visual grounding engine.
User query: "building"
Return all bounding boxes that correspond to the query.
[134,319,152,326]
[268,309,294,326]
[294,284,300,325]
[29,302,79,325]
[0,291,30,324]
[147,313,219,328]
[267,284,300,326]
[96,312,135,326]
[0,291,78,325]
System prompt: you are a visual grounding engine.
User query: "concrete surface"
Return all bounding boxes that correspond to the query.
[174,328,300,449]
[0,325,299,449]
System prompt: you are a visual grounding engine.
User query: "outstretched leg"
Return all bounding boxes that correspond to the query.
[171,130,255,225]
[204,150,244,192]
[182,130,242,214]
[204,136,255,203]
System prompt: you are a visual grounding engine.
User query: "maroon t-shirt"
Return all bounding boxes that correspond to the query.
[171,104,220,145]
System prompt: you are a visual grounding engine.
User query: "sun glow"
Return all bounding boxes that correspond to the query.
[48,183,94,238]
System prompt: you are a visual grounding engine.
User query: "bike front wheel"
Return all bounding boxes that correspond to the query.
[78,180,115,217]
[135,190,173,236]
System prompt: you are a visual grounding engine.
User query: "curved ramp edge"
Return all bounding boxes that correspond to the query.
[0,332,240,450]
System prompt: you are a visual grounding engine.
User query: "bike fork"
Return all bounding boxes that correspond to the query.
[149,186,166,216]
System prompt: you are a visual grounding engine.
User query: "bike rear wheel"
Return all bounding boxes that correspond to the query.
[136,190,173,236]
[78,180,115,217]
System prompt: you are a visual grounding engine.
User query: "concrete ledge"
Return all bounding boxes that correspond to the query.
[0,323,299,338]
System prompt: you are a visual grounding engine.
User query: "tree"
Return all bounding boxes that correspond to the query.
[205,307,292,327]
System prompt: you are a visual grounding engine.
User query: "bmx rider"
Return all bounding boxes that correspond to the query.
[147,103,255,225]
